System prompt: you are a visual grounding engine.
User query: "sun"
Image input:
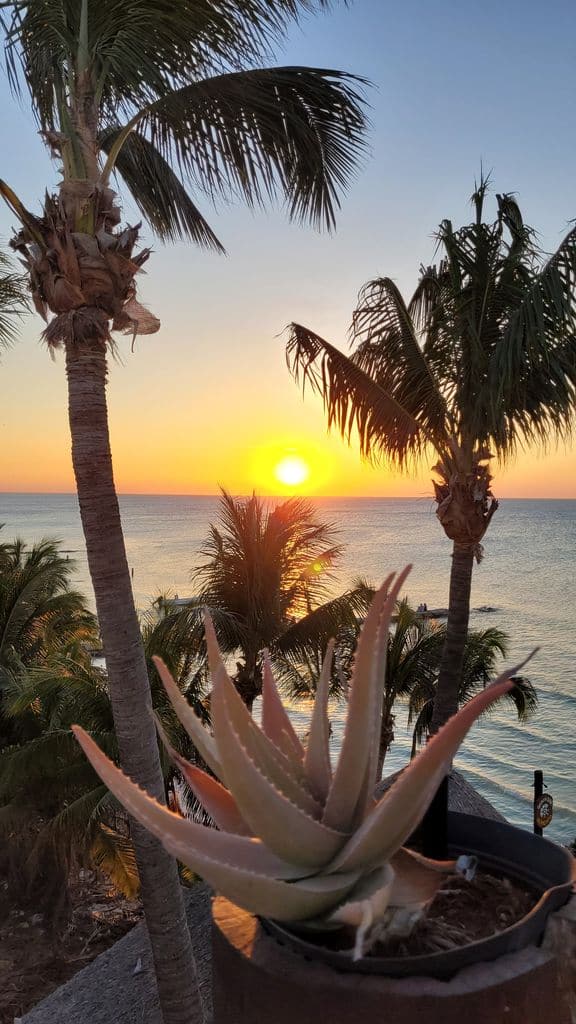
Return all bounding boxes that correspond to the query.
[274,455,310,488]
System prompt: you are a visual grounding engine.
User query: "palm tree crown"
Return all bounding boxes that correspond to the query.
[288,180,576,484]
[286,180,576,730]
[187,489,373,706]
[2,1,367,250]
[0,537,96,744]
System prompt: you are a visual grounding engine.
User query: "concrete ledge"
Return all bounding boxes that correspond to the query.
[21,884,213,1024]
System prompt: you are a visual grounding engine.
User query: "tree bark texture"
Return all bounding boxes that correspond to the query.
[66,340,203,1024]
[430,542,475,734]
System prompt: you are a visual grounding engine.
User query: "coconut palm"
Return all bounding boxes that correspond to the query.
[408,668,538,759]
[185,489,374,708]
[0,4,367,1015]
[0,537,96,745]
[0,601,209,915]
[285,180,576,736]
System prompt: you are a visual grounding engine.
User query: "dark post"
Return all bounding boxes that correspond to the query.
[422,775,449,857]
[533,770,543,836]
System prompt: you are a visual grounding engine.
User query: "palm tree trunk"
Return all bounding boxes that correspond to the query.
[423,542,474,859]
[430,542,475,733]
[66,339,203,1024]
[376,710,395,781]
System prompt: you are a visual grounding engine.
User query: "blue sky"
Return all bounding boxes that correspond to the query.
[1,0,575,495]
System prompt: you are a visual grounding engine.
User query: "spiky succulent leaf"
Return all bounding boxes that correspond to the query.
[323,568,411,831]
[329,655,535,873]
[329,863,395,927]
[261,653,306,764]
[303,639,335,801]
[211,658,347,867]
[153,656,221,775]
[204,614,319,812]
[154,714,251,836]
[72,726,302,878]
[388,848,456,908]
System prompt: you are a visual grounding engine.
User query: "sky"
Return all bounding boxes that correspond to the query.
[1,0,576,498]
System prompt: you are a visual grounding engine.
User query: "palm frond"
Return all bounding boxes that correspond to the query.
[0,246,28,349]
[351,276,448,441]
[135,66,367,231]
[275,581,374,664]
[2,1,344,128]
[490,223,576,452]
[286,322,428,467]
[99,127,225,249]
[91,824,139,898]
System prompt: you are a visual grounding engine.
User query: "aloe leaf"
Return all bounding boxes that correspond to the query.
[323,569,411,831]
[73,727,362,920]
[176,761,254,837]
[211,685,348,868]
[362,575,408,815]
[261,653,305,763]
[213,868,361,923]
[72,725,303,880]
[153,657,221,776]
[304,639,335,801]
[389,848,456,908]
[330,653,536,872]
[328,863,395,927]
[154,714,252,836]
[203,614,320,815]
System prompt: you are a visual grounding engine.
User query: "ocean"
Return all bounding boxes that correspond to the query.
[1,492,575,845]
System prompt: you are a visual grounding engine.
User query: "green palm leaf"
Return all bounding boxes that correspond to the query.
[0,247,28,349]
[286,322,428,466]
[99,128,225,249]
[352,276,448,439]
[132,66,366,230]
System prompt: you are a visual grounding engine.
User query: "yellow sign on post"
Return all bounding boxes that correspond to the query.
[534,793,554,830]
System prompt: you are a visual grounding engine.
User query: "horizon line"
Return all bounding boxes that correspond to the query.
[2,491,575,501]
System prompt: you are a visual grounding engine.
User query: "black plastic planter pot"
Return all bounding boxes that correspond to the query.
[212,813,575,1024]
[261,812,574,979]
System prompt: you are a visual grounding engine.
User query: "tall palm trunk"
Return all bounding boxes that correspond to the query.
[66,340,203,1024]
[430,542,475,733]
[422,543,474,857]
[424,455,496,857]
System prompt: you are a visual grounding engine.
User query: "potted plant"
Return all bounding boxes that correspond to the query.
[74,567,575,1023]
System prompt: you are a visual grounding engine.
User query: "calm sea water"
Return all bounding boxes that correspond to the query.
[2,493,575,844]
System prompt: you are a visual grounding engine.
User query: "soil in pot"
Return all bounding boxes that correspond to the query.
[374,869,536,957]
[285,869,537,959]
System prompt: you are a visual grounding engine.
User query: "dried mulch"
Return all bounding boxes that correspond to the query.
[0,871,141,1024]
[375,870,536,957]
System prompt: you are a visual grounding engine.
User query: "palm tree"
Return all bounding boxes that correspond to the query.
[285,180,576,735]
[0,5,367,1017]
[0,537,96,745]
[0,600,210,917]
[185,489,373,708]
[289,597,536,778]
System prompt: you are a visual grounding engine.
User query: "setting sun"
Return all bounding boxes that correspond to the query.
[274,455,310,488]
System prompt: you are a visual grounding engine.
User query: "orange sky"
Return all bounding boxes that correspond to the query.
[2,319,574,498]
[2,4,576,500]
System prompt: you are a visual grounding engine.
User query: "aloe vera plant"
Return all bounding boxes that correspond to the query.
[73,567,534,957]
